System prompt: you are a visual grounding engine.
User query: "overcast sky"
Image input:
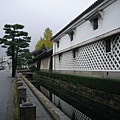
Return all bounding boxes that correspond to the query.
[0,0,97,56]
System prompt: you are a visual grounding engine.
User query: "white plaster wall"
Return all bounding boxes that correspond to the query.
[56,35,70,52]
[54,0,120,54]
[54,50,76,70]
[40,57,51,70]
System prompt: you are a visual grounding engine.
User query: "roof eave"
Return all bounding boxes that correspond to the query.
[51,0,106,41]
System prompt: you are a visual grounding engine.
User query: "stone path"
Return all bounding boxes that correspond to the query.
[0,69,14,120]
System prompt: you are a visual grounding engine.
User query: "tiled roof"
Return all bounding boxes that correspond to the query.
[31,44,46,55]
[28,47,53,64]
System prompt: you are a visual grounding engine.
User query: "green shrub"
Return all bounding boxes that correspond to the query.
[29,65,37,72]
[34,71,120,94]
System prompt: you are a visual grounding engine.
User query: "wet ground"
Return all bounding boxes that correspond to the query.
[0,69,13,120]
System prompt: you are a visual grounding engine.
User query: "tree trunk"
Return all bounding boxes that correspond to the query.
[12,44,15,77]
[12,29,16,77]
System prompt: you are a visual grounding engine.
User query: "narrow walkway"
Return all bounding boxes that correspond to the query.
[5,77,14,120]
[0,69,14,120]
[22,80,53,120]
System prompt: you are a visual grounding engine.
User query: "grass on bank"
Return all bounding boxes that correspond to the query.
[34,71,120,95]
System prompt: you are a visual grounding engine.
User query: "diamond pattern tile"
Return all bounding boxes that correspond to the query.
[52,94,91,120]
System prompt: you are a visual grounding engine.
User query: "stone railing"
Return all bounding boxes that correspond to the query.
[16,73,36,120]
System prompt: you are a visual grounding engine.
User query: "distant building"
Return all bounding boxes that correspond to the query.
[28,45,53,70]
[0,56,8,68]
[51,0,120,78]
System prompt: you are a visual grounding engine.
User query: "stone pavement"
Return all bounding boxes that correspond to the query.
[5,78,14,120]
[0,69,14,120]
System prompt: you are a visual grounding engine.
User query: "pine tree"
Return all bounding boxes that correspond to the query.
[0,24,31,77]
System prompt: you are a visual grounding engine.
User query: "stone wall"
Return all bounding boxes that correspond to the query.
[37,75,120,120]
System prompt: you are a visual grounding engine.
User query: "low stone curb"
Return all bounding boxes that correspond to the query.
[21,74,71,120]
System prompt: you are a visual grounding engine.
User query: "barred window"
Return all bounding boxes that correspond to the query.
[59,53,62,61]
[69,31,74,41]
[57,41,59,48]
[105,39,111,52]
[93,17,98,30]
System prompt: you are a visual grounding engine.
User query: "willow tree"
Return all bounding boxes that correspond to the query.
[0,24,31,77]
[35,27,53,49]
